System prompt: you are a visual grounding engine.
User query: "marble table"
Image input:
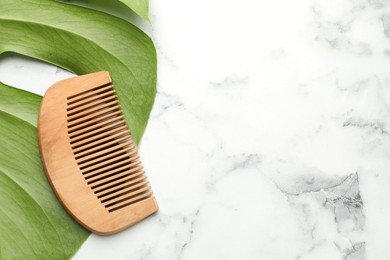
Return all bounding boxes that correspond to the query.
[1,0,389,259]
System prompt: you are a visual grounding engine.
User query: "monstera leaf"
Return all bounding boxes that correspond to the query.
[0,0,156,258]
[0,0,156,145]
[0,83,89,259]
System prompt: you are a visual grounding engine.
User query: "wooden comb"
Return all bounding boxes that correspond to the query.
[38,71,158,235]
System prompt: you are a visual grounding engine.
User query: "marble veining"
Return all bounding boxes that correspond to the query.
[1,0,390,259]
[277,173,365,259]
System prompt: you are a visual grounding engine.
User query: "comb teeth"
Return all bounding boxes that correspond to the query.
[66,84,152,212]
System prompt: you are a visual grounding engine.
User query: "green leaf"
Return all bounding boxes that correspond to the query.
[0,82,41,127]
[0,0,157,257]
[118,0,150,21]
[60,0,150,23]
[0,82,89,259]
[0,0,157,145]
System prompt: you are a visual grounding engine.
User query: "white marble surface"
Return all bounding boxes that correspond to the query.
[1,0,390,259]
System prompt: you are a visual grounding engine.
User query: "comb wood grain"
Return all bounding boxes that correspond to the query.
[38,71,158,235]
